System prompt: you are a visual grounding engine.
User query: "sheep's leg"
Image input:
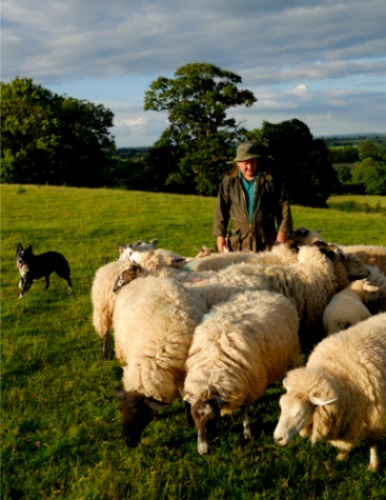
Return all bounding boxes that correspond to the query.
[368,439,379,472]
[243,406,252,440]
[102,334,110,360]
[184,401,194,426]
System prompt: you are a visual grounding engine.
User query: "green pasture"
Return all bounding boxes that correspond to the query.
[1,184,386,499]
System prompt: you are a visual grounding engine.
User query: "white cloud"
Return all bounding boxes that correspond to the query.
[114,117,147,129]
[286,84,309,96]
[2,0,386,145]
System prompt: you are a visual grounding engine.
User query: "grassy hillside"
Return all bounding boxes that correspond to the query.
[1,184,386,499]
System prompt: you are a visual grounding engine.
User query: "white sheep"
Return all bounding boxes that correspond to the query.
[183,241,299,272]
[117,242,187,270]
[182,289,301,455]
[208,243,370,331]
[113,275,208,447]
[340,244,386,275]
[91,260,143,358]
[322,278,380,335]
[273,312,386,472]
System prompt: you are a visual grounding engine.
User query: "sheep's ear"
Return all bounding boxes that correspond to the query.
[145,397,169,412]
[309,395,338,406]
[174,257,186,264]
[363,281,380,293]
[150,239,159,247]
[314,241,335,260]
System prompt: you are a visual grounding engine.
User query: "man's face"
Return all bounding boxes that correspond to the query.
[237,158,257,181]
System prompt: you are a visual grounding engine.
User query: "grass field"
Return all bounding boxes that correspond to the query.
[1,184,386,499]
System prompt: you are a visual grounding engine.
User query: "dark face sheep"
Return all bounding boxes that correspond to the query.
[314,241,370,284]
[115,390,168,447]
[112,263,144,293]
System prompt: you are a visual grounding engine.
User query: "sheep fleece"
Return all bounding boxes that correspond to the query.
[183,290,301,412]
[113,275,207,402]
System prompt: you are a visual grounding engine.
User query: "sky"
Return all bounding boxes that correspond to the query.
[2,0,386,148]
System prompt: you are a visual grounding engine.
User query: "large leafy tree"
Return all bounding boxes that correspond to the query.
[249,119,338,207]
[1,77,116,186]
[144,63,256,195]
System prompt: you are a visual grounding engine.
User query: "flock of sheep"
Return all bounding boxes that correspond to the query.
[91,228,386,472]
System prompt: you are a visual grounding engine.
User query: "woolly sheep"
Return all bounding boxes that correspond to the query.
[113,275,208,447]
[117,242,187,270]
[183,241,299,272]
[208,243,370,330]
[322,278,380,335]
[273,312,386,472]
[183,289,301,455]
[286,226,323,246]
[91,260,143,359]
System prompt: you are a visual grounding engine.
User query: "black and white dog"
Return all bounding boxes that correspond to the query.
[16,243,72,298]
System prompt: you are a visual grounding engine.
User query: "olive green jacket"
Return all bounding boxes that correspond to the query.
[213,170,292,252]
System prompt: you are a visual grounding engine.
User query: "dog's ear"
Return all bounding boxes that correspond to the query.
[25,245,32,254]
[17,243,24,252]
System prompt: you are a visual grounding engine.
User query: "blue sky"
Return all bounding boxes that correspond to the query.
[2,0,386,147]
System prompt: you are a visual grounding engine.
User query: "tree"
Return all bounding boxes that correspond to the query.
[358,139,380,161]
[1,77,116,186]
[351,158,386,195]
[249,119,338,207]
[144,63,256,195]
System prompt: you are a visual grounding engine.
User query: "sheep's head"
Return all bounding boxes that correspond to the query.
[112,263,145,293]
[194,245,215,258]
[188,396,222,455]
[116,239,159,261]
[115,390,168,447]
[314,242,370,285]
[273,375,338,446]
[287,227,323,247]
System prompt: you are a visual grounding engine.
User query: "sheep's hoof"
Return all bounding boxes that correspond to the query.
[368,461,379,473]
[198,441,209,455]
[336,451,348,461]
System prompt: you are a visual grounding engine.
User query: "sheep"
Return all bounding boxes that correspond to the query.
[208,243,370,331]
[113,275,208,447]
[183,240,300,272]
[116,238,159,256]
[322,278,380,335]
[91,260,144,359]
[273,312,386,472]
[182,289,301,455]
[286,226,323,246]
[340,244,386,275]
[117,242,187,270]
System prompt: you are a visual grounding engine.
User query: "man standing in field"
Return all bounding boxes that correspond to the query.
[213,142,292,253]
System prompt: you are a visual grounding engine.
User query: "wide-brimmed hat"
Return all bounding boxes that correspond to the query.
[233,142,261,162]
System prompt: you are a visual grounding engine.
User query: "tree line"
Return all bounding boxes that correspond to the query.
[2,66,385,206]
